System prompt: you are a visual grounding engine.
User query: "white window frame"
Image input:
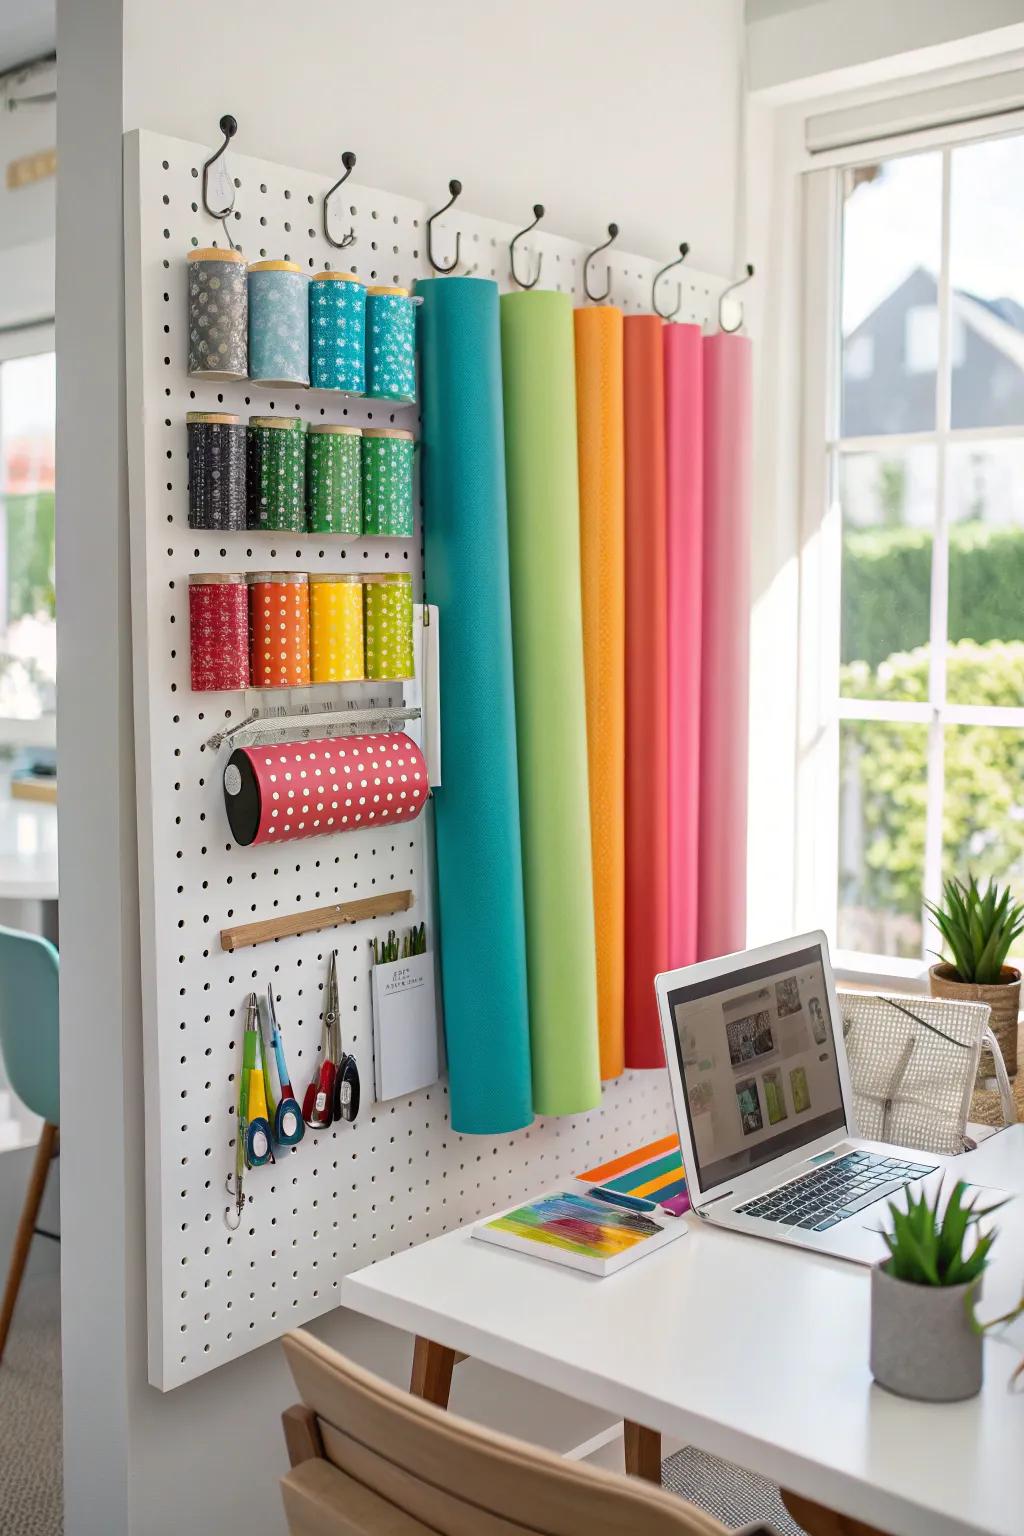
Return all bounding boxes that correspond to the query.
[0,320,56,749]
[796,110,1024,986]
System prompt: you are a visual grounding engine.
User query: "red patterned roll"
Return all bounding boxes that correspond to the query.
[222,731,428,846]
[189,574,250,691]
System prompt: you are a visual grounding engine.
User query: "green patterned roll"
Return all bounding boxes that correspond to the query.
[306,424,362,534]
[364,572,414,679]
[247,416,306,533]
[361,428,414,537]
[500,289,600,1117]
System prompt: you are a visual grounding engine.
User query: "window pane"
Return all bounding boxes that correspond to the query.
[839,446,934,700]
[841,152,942,437]
[839,719,927,960]
[950,135,1024,429]
[0,353,56,719]
[942,724,1024,905]
[946,440,1024,706]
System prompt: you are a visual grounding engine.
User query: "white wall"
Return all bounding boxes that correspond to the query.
[58,3,747,1533]
[0,58,55,329]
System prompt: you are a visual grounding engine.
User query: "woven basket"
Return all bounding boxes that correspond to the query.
[929,963,1019,1077]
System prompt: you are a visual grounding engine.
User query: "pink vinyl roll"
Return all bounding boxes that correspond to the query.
[698,332,752,960]
[664,324,703,969]
[222,731,427,847]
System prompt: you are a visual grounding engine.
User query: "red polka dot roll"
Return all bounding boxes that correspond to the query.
[222,731,428,846]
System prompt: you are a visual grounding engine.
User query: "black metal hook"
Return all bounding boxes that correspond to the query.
[583,223,619,303]
[426,179,463,274]
[652,242,690,321]
[323,151,358,250]
[510,204,545,290]
[201,114,238,250]
[718,263,755,333]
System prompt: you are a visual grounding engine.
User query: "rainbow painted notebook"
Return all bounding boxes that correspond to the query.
[577,1135,689,1214]
[472,1189,687,1276]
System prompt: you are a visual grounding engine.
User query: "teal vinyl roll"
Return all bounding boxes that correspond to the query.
[416,276,533,1134]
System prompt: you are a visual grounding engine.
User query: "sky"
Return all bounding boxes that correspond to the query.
[843,132,1024,335]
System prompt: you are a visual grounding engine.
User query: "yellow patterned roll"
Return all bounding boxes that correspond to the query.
[309,573,365,683]
[363,572,414,680]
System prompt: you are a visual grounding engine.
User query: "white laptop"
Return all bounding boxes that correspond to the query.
[655,931,953,1265]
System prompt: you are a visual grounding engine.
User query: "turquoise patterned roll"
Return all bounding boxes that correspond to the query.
[366,285,416,401]
[248,260,309,387]
[417,275,533,1134]
[309,271,365,393]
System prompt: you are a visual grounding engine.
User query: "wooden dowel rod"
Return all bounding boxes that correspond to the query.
[220,889,414,952]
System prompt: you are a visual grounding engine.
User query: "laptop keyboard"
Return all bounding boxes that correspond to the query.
[734,1151,938,1232]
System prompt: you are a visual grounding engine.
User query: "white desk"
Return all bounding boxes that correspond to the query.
[342,1127,1024,1536]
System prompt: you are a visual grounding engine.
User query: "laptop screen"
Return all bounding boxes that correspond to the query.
[666,944,846,1192]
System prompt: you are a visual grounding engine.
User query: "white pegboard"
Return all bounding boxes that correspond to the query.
[124,129,727,1390]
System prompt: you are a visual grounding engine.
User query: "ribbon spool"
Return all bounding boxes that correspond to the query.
[309,271,366,394]
[247,416,306,533]
[248,259,310,388]
[363,572,414,680]
[248,571,310,688]
[366,286,416,401]
[188,574,250,691]
[361,428,414,537]
[306,424,362,535]
[309,573,364,683]
[187,412,247,531]
[187,247,248,380]
[222,730,428,846]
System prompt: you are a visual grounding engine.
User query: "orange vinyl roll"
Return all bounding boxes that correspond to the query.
[574,306,625,1081]
[623,316,668,1068]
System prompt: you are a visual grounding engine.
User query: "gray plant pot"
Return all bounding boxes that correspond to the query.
[870,1264,983,1402]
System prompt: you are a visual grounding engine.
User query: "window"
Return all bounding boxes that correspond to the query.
[0,346,55,733]
[806,130,1024,971]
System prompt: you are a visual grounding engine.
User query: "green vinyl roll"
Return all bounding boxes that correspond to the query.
[500,290,601,1117]
[416,276,534,1135]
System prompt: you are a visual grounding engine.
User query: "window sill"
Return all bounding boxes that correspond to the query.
[833,950,929,994]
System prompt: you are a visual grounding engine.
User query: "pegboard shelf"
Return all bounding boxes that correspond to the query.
[220,889,415,951]
[125,128,720,1391]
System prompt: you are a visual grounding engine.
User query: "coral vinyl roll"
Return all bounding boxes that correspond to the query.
[574,305,625,1081]
[248,572,310,688]
[623,315,668,1068]
[223,731,428,847]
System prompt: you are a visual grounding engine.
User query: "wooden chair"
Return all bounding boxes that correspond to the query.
[280,1328,779,1535]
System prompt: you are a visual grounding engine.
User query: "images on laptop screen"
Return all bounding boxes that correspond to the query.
[667,944,846,1191]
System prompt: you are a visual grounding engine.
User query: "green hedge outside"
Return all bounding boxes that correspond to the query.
[840,640,1024,916]
[842,521,1024,670]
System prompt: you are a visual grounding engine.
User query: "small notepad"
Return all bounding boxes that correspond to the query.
[371,952,440,1102]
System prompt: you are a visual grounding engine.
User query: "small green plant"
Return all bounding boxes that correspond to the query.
[882,1180,1003,1287]
[924,874,1024,985]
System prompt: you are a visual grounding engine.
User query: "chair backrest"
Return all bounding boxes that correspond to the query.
[838,989,1000,1154]
[280,1330,773,1536]
[0,926,59,1126]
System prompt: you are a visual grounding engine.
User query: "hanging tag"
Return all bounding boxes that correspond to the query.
[206,156,235,224]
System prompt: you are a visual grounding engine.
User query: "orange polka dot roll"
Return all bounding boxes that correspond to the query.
[248,571,310,688]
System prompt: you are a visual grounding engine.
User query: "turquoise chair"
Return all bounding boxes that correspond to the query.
[0,927,59,1364]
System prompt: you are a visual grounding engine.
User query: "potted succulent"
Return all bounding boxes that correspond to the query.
[926,874,1024,1076]
[871,1180,1003,1402]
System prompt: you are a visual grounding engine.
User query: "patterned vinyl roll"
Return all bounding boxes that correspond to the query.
[187,248,248,379]
[309,574,364,683]
[186,412,247,531]
[366,286,416,401]
[222,730,428,846]
[247,417,306,532]
[363,572,414,680]
[248,572,310,688]
[309,271,366,393]
[188,575,250,691]
[361,428,414,537]
[248,260,309,387]
[306,425,362,534]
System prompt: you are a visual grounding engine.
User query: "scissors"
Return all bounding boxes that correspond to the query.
[265,983,305,1147]
[327,950,361,1124]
